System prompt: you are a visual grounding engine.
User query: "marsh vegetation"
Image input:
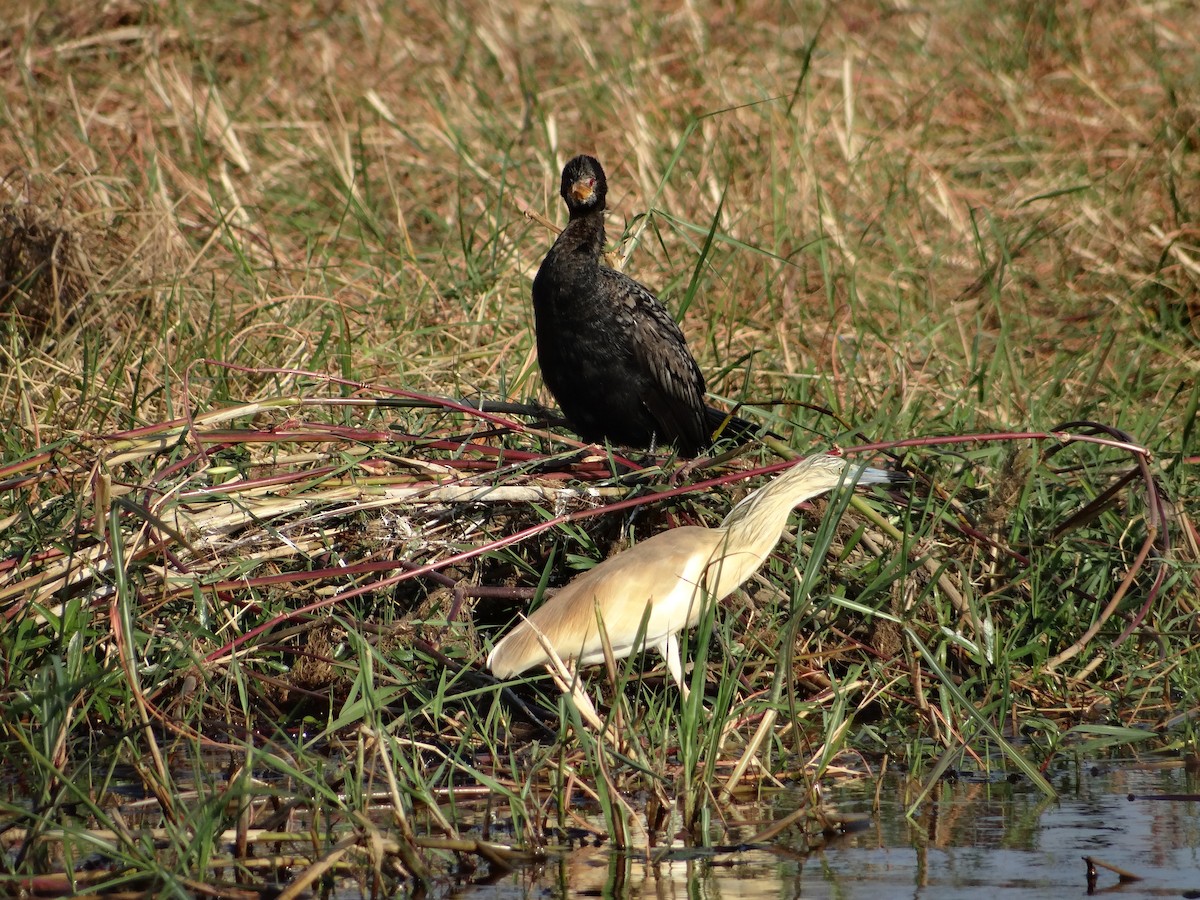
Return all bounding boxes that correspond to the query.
[1,1,1197,894]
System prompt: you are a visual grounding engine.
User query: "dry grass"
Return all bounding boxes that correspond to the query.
[1,1,1194,434]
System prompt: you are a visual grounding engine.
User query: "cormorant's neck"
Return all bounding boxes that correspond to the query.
[556,207,606,258]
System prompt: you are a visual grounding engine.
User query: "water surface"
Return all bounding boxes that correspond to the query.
[461,762,1200,899]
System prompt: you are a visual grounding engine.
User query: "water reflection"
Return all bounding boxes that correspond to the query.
[461,763,1200,899]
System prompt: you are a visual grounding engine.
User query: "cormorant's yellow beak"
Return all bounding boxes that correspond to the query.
[570,177,595,203]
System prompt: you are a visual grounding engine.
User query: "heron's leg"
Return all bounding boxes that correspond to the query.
[662,633,690,701]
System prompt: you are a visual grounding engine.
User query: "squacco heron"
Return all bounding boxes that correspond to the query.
[487,453,894,696]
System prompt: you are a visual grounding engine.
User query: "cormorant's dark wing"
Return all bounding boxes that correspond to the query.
[599,267,710,455]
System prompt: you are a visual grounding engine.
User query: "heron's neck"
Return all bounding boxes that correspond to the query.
[719,462,843,558]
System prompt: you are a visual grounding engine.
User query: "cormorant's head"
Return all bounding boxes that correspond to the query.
[560,155,607,216]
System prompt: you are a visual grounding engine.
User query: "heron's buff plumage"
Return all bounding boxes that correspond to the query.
[487,454,891,686]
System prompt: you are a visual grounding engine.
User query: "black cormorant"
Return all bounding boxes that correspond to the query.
[532,154,762,456]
